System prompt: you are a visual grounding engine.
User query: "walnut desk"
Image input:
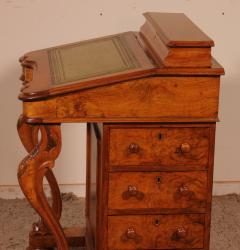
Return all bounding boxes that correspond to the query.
[17,12,224,250]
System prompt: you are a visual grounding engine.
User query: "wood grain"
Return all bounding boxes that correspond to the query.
[143,12,214,47]
[19,32,154,101]
[29,226,85,249]
[86,123,106,250]
[18,18,223,102]
[86,124,98,249]
[17,119,68,250]
[140,21,212,67]
[23,76,220,123]
[108,214,205,249]
[109,126,210,168]
[108,171,207,211]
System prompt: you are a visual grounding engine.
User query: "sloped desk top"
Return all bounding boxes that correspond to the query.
[19,12,224,124]
[19,32,154,100]
[19,12,224,101]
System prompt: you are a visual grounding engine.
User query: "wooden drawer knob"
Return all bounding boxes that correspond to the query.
[179,184,189,195]
[121,227,143,244]
[122,185,144,200]
[128,143,140,154]
[179,142,191,153]
[172,227,187,241]
[175,184,195,200]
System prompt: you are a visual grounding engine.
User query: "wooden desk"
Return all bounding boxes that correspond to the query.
[17,12,224,250]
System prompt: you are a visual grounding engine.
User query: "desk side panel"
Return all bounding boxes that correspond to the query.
[23,76,220,123]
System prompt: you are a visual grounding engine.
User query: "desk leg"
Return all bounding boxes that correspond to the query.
[17,116,69,250]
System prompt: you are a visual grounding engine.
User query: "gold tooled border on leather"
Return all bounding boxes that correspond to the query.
[48,34,139,85]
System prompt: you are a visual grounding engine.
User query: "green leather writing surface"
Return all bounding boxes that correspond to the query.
[48,34,139,85]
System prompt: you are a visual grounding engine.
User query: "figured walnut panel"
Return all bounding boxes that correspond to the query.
[23,76,220,123]
[108,214,205,249]
[108,171,207,210]
[109,127,210,168]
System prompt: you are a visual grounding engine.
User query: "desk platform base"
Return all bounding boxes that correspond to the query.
[28,226,85,249]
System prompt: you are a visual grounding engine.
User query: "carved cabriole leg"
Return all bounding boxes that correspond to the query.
[17,115,68,250]
[17,116,62,225]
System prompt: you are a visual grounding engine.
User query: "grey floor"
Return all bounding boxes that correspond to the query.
[1,193,240,250]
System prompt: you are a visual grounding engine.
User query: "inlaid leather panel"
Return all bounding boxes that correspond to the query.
[108,214,205,249]
[109,126,210,169]
[108,171,207,210]
[48,33,139,85]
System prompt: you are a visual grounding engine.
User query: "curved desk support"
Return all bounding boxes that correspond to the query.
[17,115,67,250]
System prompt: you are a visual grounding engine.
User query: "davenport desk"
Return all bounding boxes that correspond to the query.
[17,13,224,250]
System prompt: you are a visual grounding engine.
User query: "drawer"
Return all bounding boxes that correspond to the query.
[108,171,207,210]
[109,127,210,169]
[108,214,205,249]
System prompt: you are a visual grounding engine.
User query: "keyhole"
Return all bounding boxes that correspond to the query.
[156,176,161,184]
[155,218,161,226]
[158,133,164,140]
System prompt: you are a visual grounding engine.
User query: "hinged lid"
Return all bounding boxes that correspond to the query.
[140,12,215,67]
[143,12,214,47]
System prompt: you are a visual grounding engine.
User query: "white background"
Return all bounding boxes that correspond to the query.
[0,0,239,197]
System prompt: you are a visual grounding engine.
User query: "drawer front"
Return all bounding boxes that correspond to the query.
[109,127,210,168]
[108,171,207,210]
[108,214,205,249]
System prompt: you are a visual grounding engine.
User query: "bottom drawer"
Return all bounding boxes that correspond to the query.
[108,214,205,249]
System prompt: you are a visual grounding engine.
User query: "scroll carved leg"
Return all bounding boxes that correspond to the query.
[17,116,62,225]
[17,115,68,250]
